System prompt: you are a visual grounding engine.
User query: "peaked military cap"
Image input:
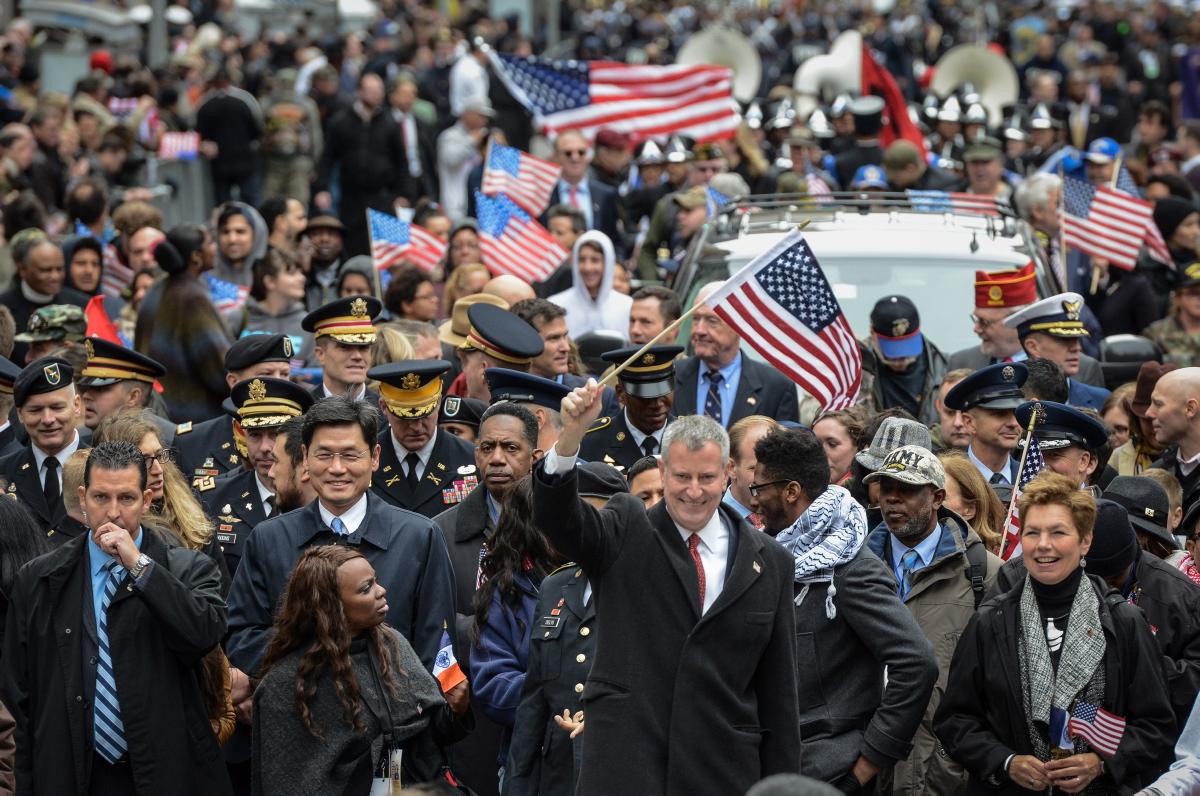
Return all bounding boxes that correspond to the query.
[943,361,1028,411]
[78,337,166,387]
[485,368,570,410]
[230,376,314,428]
[302,296,382,344]
[368,360,450,419]
[600,344,685,399]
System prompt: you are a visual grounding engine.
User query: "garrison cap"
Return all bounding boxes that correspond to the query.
[485,368,570,410]
[368,360,450,419]
[600,344,685,399]
[78,337,166,387]
[14,357,73,406]
[943,361,1028,411]
[302,296,382,344]
[224,333,295,371]
[230,377,314,429]
[460,304,543,365]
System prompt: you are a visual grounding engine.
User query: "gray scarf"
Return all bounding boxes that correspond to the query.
[775,485,867,619]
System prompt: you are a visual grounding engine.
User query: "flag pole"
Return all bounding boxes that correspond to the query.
[1002,403,1043,560]
[1056,163,1069,293]
[365,208,384,300]
[599,220,811,389]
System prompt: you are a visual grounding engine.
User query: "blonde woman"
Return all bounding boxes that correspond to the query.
[442,262,491,311]
[92,410,237,744]
[939,452,1007,554]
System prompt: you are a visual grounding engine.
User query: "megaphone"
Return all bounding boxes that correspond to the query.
[929,45,1019,130]
[793,31,863,120]
[677,27,764,105]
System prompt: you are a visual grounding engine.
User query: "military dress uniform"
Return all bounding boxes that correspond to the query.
[506,565,597,796]
[201,376,313,576]
[76,336,177,445]
[580,344,682,472]
[1005,292,1112,410]
[303,295,384,405]
[0,356,21,453]
[367,360,478,519]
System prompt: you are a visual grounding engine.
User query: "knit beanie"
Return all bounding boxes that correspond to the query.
[1153,196,1197,243]
[1085,499,1138,578]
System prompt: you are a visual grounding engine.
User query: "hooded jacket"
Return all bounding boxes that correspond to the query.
[214,202,269,288]
[548,231,632,340]
[240,299,313,365]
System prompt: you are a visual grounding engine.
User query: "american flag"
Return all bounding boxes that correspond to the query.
[703,230,861,410]
[1001,435,1045,561]
[475,192,567,283]
[1061,176,1157,271]
[205,274,249,314]
[1069,701,1126,759]
[489,53,740,143]
[907,190,1003,216]
[481,143,561,216]
[367,208,446,273]
[159,132,200,160]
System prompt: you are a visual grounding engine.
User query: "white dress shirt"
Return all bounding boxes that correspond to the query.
[449,54,489,117]
[394,431,437,481]
[544,447,727,612]
[392,109,422,178]
[318,492,369,535]
[33,431,81,490]
[558,178,593,228]
[322,382,366,401]
[623,410,664,456]
[255,474,275,515]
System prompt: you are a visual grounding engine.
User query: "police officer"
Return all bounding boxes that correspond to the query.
[579,344,683,471]
[0,357,83,530]
[457,303,546,404]
[485,368,571,453]
[77,336,175,444]
[201,376,313,576]
[1013,400,1109,489]
[303,295,383,402]
[1004,293,1111,410]
[943,361,1029,490]
[11,304,87,365]
[368,360,477,518]
[175,333,294,487]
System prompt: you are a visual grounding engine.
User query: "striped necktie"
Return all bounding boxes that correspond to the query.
[331,517,349,536]
[94,561,127,763]
[704,370,724,425]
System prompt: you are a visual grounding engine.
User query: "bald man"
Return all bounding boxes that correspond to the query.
[1147,368,1200,515]
[127,227,166,272]
[483,275,536,307]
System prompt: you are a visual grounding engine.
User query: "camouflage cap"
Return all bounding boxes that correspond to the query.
[14,305,87,343]
[862,444,946,490]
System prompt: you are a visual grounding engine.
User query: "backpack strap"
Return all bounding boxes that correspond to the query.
[964,541,988,609]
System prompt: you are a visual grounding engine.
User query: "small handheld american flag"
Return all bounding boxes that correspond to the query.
[367,208,446,273]
[1061,175,1159,271]
[1069,701,1126,759]
[702,229,862,411]
[159,132,200,161]
[1001,434,1045,561]
[475,191,567,283]
[481,143,561,216]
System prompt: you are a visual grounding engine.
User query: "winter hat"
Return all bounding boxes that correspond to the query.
[1153,196,1197,243]
[1084,499,1138,578]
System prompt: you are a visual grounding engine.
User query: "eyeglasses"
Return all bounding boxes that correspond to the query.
[310,450,370,465]
[969,314,1001,329]
[561,149,588,158]
[748,480,790,498]
[144,448,176,468]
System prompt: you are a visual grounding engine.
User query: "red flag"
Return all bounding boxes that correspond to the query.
[861,45,927,159]
[84,295,121,345]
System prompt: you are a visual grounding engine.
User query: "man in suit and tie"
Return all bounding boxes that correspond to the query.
[0,357,85,532]
[546,130,621,245]
[580,344,684,471]
[201,376,313,577]
[367,359,477,518]
[672,281,800,428]
[533,386,800,794]
[389,72,438,203]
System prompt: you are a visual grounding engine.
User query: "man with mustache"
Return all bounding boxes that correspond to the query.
[580,345,683,472]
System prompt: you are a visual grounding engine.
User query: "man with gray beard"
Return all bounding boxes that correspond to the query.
[862,445,1001,795]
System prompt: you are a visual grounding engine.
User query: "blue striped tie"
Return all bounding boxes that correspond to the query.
[94,562,127,764]
[704,371,724,425]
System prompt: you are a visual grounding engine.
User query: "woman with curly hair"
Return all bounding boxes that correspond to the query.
[253,546,472,794]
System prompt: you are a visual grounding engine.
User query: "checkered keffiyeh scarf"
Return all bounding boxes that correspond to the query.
[775,485,867,619]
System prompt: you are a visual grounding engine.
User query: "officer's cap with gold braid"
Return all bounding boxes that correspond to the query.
[77,337,166,388]
[0,356,21,397]
[1003,292,1089,339]
[302,296,382,344]
[230,376,315,429]
[367,360,450,419]
[1178,262,1200,290]
[599,344,685,399]
[459,304,544,366]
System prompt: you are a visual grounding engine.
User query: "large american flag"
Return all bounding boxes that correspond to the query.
[489,53,740,143]
[1001,435,1045,561]
[475,192,567,283]
[1061,176,1158,270]
[1069,701,1126,758]
[703,230,861,410]
[368,208,446,273]
[481,143,561,216]
[907,190,1003,217]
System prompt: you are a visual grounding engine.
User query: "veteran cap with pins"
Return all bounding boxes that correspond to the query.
[975,262,1037,309]
[224,333,295,370]
[460,304,544,366]
[14,357,74,407]
[943,361,1028,412]
[485,368,570,410]
[1014,400,1108,451]
[230,376,314,428]
[302,296,382,344]
[368,360,451,419]
[78,337,166,388]
[1003,293,1089,339]
[599,344,685,399]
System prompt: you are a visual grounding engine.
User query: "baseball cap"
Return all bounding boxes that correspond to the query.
[851,165,888,190]
[870,295,923,359]
[1086,137,1121,164]
[862,445,946,489]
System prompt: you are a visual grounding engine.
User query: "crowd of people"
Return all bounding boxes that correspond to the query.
[0,0,1196,794]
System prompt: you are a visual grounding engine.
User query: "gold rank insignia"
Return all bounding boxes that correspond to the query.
[1062,299,1082,319]
[249,379,268,401]
[230,455,239,465]
[616,431,626,442]
[383,465,392,473]
[436,462,446,470]
[401,373,421,390]
[351,297,369,318]
[84,339,95,360]
[282,337,294,357]
[643,353,656,365]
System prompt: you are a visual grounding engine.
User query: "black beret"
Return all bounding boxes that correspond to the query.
[224,333,296,371]
[14,357,74,406]
[438,395,486,430]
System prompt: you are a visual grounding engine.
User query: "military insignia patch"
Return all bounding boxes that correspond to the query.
[350,297,369,318]
[195,476,216,492]
[988,285,1003,303]
[401,373,421,390]
[1002,365,1015,381]
[457,464,477,475]
[249,379,268,402]
[282,336,294,358]
[891,318,910,336]
[616,431,626,442]
[643,353,656,365]
[1062,299,1082,319]
[84,339,95,360]
[43,362,61,386]
[444,397,461,416]
[177,421,193,434]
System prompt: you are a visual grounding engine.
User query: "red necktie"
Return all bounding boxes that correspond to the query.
[569,184,579,208]
[687,534,706,608]
[747,513,765,530]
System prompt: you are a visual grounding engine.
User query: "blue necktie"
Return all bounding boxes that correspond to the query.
[704,371,724,425]
[897,549,921,600]
[94,562,127,764]
[331,517,349,536]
